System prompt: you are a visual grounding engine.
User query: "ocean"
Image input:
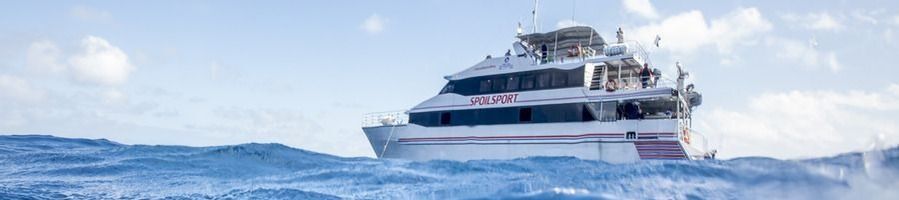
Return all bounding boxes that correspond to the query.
[1,135,897,199]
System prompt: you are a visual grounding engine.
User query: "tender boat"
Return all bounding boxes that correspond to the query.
[361,26,712,163]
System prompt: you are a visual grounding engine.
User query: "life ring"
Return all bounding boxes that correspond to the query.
[604,80,617,92]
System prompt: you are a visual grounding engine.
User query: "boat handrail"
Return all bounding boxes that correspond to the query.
[604,41,648,56]
[604,75,677,92]
[362,110,409,128]
[537,40,652,66]
[686,128,710,153]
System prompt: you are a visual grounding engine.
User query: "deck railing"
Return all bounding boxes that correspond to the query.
[686,128,709,153]
[538,40,652,66]
[603,75,677,92]
[362,110,409,128]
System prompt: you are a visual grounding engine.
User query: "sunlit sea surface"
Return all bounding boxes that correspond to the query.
[1,135,897,199]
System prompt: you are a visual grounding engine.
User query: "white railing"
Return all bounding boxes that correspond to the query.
[537,41,653,66]
[362,110,409,128]
[685,128,709,153]
[602,75,677,92]
[603,41,653,65]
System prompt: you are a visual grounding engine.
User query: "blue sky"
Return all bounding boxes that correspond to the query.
[1,0,898,159]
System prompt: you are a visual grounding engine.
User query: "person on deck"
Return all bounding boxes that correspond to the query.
[639,63,653,88]
[616,27,625,44]
[605,79,618,92]
[540,44,548,64]
[567,45,578,57]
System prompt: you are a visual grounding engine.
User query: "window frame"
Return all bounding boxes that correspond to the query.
[536,73,551,89]
[439,82,455,94]
[519,107,533,123]
[521,75,536,90]
[479,79,493,93]
[492,77,507,92]
[506,76,520,91]
[551,72,567,87]
[440,112,452,125]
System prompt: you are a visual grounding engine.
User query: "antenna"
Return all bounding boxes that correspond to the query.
[532,0,539,33]
[516,22,523,36]
[571,0,576,24]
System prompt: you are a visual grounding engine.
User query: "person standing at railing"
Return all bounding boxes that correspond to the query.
[616,27,624,44]
[605,79,617,92]
[639,63,653,88]
[540,44,548,64]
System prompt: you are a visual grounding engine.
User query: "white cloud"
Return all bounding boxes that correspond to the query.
[26,40,65,73]
[207,61,243,81]
[809,13,842,30]
[0,74,44,103]
[631,7,772,54]
[556,19,587,29]
[699,86,899,159]
[782,12,844,31]
[850,10,879,25]
[68,36,135,86]
[622,0,659,19]
[826,52,841,72]
[766,37,841,72]
[887,28,895,44]
[631,10,707,53]
[210,61,221,80]
[70,5,112,23]
[102,89,127,105]
[708,7,773,53]
[360,14,387,34]
[894,15,899,26]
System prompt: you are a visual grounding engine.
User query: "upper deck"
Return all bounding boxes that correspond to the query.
[363,26,700,130]
[446,26,652,82]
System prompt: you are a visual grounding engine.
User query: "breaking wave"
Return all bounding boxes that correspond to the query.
[1,135,897,199]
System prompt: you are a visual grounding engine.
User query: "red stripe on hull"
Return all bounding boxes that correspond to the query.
[399,132,676,142]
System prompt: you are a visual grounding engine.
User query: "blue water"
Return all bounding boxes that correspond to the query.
[1,135,898,199]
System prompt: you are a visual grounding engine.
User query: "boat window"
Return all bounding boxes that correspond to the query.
[409,112,438,126]
[582,104,596,121]
[479,79,492,93]
[635,99,677,119]
[439,66,586,96]
[506,76,520,91]
[569,70,584,87]
[551,72,567,87]
[622,102,643,120]
[521,75,535,90]
[598,101,618,122]
[519,107,532,122]
[439,82,454,94]
[492,77,506,92]
[534,103,580,122]
[410,102,614,127]
[440,112,451,125]
[536,73,551,88]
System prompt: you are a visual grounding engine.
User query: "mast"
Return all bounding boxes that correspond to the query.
[532,0,539,33]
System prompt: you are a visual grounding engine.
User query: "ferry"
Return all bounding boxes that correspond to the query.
[361,26,713,163]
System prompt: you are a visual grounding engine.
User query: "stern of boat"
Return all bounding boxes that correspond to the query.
[680,128,714,160]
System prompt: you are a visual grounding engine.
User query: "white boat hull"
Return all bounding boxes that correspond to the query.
[363,119,705,163]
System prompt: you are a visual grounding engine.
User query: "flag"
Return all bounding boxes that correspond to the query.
[654,35,661,47]
[516,22,523,36]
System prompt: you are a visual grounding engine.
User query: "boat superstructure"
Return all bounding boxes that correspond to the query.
[362,26,712,163]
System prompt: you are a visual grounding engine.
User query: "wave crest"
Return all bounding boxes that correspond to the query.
[1,135,897,199]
